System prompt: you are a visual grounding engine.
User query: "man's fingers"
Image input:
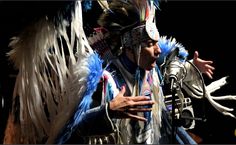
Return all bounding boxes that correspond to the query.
[206,72,213,79]
[130,96,152,101]
[206,64,215,70]
[124,96,155,107]
[132,100,155,106]
[125,112,147,122]
[127,107,153,112]
[206,60,213,64]
[208,69,214,75]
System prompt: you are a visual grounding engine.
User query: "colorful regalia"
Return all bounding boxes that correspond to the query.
[3,0,236,144]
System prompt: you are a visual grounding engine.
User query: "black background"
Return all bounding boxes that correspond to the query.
[1,0,236,144]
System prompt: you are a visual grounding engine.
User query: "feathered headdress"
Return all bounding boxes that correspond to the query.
[95,0,160,54]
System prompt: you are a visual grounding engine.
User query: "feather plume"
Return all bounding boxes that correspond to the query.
[87,28,114,62]
[129,0,160,21]
[157,36,188,66]
[5,1,100,144]
[53,53,103,144]
[131,0,148,21]
[82,0,92,12]
[183,75,236,119]
[153,0,160,9]
[7,17,57,143]
[97,0,110,11]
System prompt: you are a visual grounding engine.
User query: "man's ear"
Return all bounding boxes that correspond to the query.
[124,48,136,63]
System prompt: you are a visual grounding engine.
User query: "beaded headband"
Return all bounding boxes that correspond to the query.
[121,19,159,49]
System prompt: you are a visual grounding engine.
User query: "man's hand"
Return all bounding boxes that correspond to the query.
[193,51,215,79]
[109,86,155,122]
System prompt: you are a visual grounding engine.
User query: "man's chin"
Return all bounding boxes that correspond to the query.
[146,64,156,70]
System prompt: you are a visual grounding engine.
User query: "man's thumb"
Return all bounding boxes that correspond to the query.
[194,51,199,59]
[120,85,126,95]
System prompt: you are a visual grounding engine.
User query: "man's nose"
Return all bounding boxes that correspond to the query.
[154,44,161,56]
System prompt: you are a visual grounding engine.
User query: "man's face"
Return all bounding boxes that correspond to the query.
[139,39,161,70]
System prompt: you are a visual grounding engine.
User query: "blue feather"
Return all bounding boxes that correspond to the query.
[153,0,160,9]
[82,0,93,12]
[80,53,104,110]
[157,36,188,65]
[55,53,103,144]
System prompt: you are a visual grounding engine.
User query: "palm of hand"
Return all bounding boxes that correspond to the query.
[193,51,215,79]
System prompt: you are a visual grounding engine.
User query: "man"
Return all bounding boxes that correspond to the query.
[73,0,214,144]
[3,0,217,144]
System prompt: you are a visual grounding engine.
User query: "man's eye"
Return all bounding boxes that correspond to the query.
[148,42,153,47]
[141,40,157,47]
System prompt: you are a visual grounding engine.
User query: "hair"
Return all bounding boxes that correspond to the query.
[98,1,141,32]
[97,0,142,55]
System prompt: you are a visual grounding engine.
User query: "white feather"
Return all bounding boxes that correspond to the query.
[183,75,236,119]
[97,0,110,11]
[6,1,96,143]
